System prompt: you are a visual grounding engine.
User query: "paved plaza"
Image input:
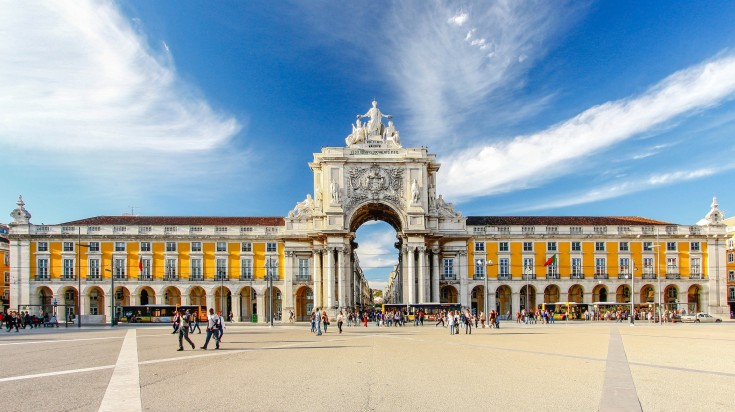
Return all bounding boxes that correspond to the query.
[0,320,733,412]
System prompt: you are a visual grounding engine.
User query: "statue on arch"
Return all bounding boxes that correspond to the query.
[411,178,420,204]
[357,100,392,137]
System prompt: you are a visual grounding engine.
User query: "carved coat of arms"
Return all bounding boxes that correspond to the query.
[345,164,404,211]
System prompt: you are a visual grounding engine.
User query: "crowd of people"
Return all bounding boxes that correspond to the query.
[2,310,59,331]
[170,307,224,351]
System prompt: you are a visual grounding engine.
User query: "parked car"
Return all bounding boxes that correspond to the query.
[680,313,722,323]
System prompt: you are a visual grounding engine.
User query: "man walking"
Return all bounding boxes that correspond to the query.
[200,308,221,350]
[177,309,196,351]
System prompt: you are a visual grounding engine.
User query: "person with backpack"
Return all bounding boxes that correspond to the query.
[200,308,221,350]
[177,309,196,351]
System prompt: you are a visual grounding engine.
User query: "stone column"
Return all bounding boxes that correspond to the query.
[407,247,415,304]
[284,251,295,319]
[459,251,468,308]
[313,249,321,309]
[231,293,240,322]
[337,247,344,309]
[432,249,440,302]
[326,248,334,309]
[256,292,266,324]
[181,294,190,306]
[418,247,426,303]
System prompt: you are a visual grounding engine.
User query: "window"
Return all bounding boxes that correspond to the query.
[215,226,228,233]
[190,259,202,280]
[298,259,309,278]
[266,242,277,253]
[240,259,252,279]
[666,257,677,274]
[114,242,126,252]
[594,226,607,234]
[216,258,227,280]
[240,227,253,233]
[643,242,653,251]
[164,226,177,233]
[3,254,7,266]
[690,242,700,252]
[37,259,49,279]
[114,258,126,279]
[191,242,202,253]
[499,258,509,276]
[165,258,177,280]
[139,226,152,233]
[37,242,49,252]
[547,242,557,252]
[523,242,533,252]
[88,259,100,279]
[619,258,630,275]
[571,258,582,277]
[265,257,278,279]
[728,253,734,264]
[522,257,534,273]
[241,242,252,252]
[690,258,701,276]
[571,242,581,252]
[3,272,8,285]
[546,258,558,278]
[570,226,582,235]
[522,226,534,234]
[166,242,177,252]
[190,226,203,233]
[140,242,151,252]
[643,258,654,275]
[498,242,509,252]
[63,258,74,279]
[497,226,510,235]
[474,259,485,278]
[216,242,227,252]
[63,242,74,252]
[729,287,735,301]
[667,242,677,252]
[729,271,735,282]
[619,242,629,252]
[595,242,605,251]
[113,226,127,233]
[442,258,454,278]
[474,242,485,252]
[141,259,151,280]
[595,258,606,275]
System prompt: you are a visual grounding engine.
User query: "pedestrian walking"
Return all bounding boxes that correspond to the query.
[217,310,225,343]
[171,311,180,334]
[322,310,329,333]
[177,309,196,351]
[337,311,344,334]
[314,308,322,336]
[200,308,221,350]
[190,311,202,334]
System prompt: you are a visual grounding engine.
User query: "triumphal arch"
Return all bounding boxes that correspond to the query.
[284,101,469,311]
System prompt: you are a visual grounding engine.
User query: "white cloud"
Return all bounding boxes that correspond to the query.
[439,53,735,201]
[354,227,399,280]
[0,2,242,180]
[447,12,468,27]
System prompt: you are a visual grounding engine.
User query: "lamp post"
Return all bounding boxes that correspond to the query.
[478,259,493,328]
[266,259,277,327]
[655,229,662,325]
[630,264,637,325]
[76,228,91,328]
[105,260,115,327]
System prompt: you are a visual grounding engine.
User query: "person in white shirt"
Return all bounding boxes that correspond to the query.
[200,308,221,350]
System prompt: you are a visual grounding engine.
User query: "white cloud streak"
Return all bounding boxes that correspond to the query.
[439,53,735,201]
[0,1,241,153]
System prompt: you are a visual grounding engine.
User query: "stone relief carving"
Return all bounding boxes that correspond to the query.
[434,195,462,218]
[330,180,341,204]
[410,179,420,204]
[344,164,404,211]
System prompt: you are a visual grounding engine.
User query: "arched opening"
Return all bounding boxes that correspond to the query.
[440,285,458,303]
[87,286,105,317]
[687,285,702,313]
[640,284,655,304]
[568,284,584,303]
[470,285,485,316]
[163,286,181,306]
[139,286,155,306]
[189,286,206,308]
[349,201,406,308]
[496,285,511,316]
[664,285,678,310]
[593,285,608,302]
[520,285,536,310]
[239,287,256,322]
[36,286,53,315]
[295,286,314,322]
[60,286,78,322]
[213,286,232,318]
[616,285,631,303]
[113,286,130,321]
[264,286,282,322]
[544,285,560,303]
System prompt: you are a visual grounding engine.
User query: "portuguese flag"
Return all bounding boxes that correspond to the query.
[544,254,557,267]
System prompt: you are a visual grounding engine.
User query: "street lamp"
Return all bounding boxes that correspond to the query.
[630,265,637,325]
[105,259,115,327]
[524,265,532,314]
[266,258,278,327]
[76,227,92,328]
[478,259,493,328]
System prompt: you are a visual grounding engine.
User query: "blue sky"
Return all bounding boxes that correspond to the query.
[3,1,735,290]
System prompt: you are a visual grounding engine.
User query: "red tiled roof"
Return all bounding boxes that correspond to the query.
[466,216,673,226]
[61,216,285,226]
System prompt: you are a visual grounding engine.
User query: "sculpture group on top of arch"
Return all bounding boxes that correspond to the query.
[345,100,401,147]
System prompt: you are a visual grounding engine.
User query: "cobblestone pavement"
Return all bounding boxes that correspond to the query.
[1,320,733,412]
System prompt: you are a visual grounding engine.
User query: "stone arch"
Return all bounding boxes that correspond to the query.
[189,286,206,308]
[687,284,703,313]
[663,284,679,309]
[470,285,485,316]
[238,286,256,322]
[35,286,53,309]
[264,286,282,322]
[86,286,105,316]
[58,285,78,322]
[544,284,560,303]
[593,284,609,302]
[163,286,181,306]
[568,284,584,303]
[495,285,512,316]
[348,201,405,233]
[519,285,536,310]
[295,286,314,322]
[213,286,232,316]
[440,285,458,304]
[616,285,631,303]
[137,286,156,305]
[114,286,131,307]
[640,284,655,304]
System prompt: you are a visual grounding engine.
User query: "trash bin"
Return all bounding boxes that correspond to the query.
[251,314,258,323]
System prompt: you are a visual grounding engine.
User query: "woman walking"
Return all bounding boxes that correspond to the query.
[337,311,344,334]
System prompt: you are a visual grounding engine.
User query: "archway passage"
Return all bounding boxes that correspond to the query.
[593,285,608,302]
[239,287,256,322]
[352,208,401,306]
[349,202,403,233]
[189,286,206,308]
[616,285,631,303]
[440,285,458,303]
[496,285,511,316]
[470,285,485,316]
[87,286,105,316]
[163,286,181,306]
[687,285,702,312]
[568,285,584,303]
[265,286,282,322]
[520,285,536,310]
[213,286,232,318]
[139,287,155,306]
[295,286,313,322]
[544,285,560,303]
